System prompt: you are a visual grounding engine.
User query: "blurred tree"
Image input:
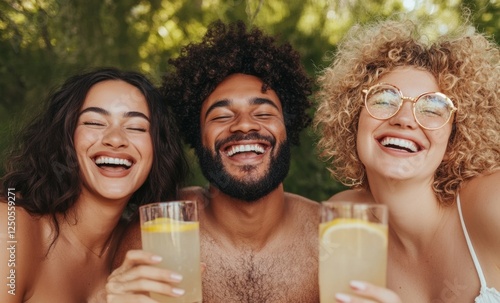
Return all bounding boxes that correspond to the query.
[462,0,500,44]
[0,0,498,201]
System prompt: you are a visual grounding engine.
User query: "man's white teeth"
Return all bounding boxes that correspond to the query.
[95,156,132,167]
[227,144,265,156]
[381,137,418,152]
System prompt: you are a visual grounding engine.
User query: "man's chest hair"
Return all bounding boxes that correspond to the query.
[200,238,319,303]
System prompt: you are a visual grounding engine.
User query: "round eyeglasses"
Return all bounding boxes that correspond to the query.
[363,83,457,130]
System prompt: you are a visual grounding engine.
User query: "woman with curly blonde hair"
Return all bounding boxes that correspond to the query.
[314,17,499,303]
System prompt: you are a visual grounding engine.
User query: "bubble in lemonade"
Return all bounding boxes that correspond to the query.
[141,217,202,303]
[319,218,388,302]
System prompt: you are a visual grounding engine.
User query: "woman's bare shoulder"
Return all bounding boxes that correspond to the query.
[0,201,46,242]
[0,201,46,301]
[460,170,500,257]
[461,170,500,201]
[460,170,500,218]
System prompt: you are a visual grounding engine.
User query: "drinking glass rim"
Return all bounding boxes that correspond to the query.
[139,200,197,210]
[321,201,386,208]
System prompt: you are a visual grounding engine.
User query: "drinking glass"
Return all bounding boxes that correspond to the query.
[139,201,202,303]
[319,201,388,302]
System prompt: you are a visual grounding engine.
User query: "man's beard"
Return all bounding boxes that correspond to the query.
[195,133,291,202]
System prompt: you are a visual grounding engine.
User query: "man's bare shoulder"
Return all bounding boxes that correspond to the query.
[179,186,207,200]
[284,192,320,219]
[179,186,212,212]
[284,192,318,205]
[327,188,374,203]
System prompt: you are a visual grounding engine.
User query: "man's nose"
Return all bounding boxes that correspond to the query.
[229,114,262,133]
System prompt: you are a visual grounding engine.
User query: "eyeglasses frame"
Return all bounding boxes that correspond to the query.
[362,83,458,130]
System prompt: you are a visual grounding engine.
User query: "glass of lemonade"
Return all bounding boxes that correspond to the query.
[139,201,202,303]
[319,202,388,302]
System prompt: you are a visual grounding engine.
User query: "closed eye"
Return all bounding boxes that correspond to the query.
[254,113,276,120]
[211,115,232,121]
[126,127,147,132]
[418,108,445,117]
[83,121,105,127]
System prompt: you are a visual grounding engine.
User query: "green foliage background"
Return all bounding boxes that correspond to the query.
[0,0,498,201]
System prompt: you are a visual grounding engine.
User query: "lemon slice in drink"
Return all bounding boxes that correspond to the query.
[141,217,198,232]
[320,218,387,242]
[320,218,387,258]
[319,218,388,298]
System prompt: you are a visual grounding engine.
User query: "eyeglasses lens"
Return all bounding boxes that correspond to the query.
[414,94,453,129]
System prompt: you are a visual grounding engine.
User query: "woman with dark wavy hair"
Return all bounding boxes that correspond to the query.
[0,67,188,302]
[315,16,499,303]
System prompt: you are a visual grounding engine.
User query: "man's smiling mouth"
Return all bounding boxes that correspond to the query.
[217,133,275,158]
[226,144,266,157]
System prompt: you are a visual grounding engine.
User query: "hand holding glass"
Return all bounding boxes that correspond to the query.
[139,201,202,303]
[319,202,388,302]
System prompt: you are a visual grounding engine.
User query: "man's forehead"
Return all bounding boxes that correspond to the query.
[201,74,281,111]
[210,74,266,93]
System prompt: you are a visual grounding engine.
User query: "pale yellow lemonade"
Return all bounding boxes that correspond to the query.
[319,218,388,302]
[141,218,202,303]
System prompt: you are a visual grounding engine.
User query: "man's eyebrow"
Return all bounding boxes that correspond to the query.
[204,97,280,119]
[204,99,230,119]
[251,97,280,110]
[79,106,150,122]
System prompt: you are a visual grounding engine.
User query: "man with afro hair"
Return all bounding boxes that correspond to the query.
[108,20,320,303]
